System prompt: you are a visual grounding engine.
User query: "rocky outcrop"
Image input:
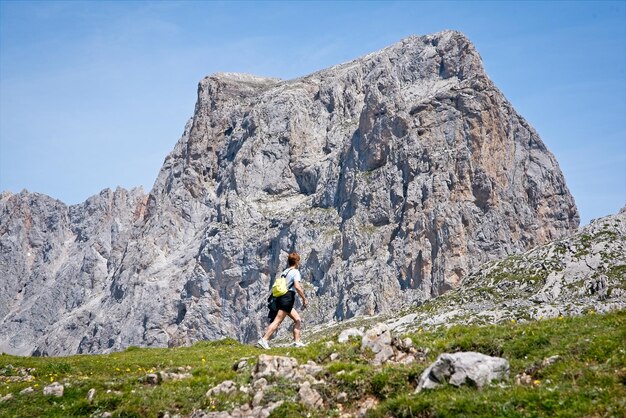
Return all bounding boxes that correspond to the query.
[385,206,626,334]
[0,30,578,355]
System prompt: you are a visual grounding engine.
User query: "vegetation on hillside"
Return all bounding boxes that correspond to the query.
[1,310,624,417]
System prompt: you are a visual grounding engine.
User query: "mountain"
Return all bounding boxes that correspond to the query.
[0,30,578,356]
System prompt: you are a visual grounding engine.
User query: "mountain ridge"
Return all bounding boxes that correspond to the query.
[1,30,579,356]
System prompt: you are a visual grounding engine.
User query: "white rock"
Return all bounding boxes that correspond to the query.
[338,328,364,343]
[298,381,323,408]
[206,380,237,397]
[417,352,509,391]
[43,382,64,397]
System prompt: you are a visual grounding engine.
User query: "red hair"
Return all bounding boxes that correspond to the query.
[287,252,300,267]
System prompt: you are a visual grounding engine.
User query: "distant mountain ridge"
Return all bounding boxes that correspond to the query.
[0,30,578,356]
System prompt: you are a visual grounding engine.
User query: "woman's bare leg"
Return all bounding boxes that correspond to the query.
[287,308,302,342]
[263,310,288,341]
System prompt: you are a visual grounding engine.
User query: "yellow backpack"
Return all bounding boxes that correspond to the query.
[271,268,292,297]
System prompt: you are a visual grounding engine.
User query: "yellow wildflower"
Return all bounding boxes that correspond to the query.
[126,368,131,373]
[511,319,516,324]
[534,380,541,385]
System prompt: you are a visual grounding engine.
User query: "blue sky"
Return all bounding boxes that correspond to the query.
[0,1,624,226]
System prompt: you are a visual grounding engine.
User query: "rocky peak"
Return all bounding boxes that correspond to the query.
[1,31,578,355]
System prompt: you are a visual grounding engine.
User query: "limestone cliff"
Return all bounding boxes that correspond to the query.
[0,31,578,355]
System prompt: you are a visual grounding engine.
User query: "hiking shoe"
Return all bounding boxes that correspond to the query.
[257,338,270,350]
[292,341,307,348]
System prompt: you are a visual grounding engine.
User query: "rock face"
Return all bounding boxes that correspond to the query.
[0,30,578,355]
[0,188,147,355]
[385,206,626,335]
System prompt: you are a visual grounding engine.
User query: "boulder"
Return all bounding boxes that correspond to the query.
[361,323,391,354]
[253,354,299,380]
[416,352,509,391]
[338,328,364,343]
[43,382,64,397]
[298,381,323,408]
[206,380,237,397]
[87,388,96,402]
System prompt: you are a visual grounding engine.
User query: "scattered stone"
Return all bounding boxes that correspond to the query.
[361,323,391,354]
[87,388,96,403]
[338,328,364,343]
[206,380,237,397]
[416,352,510,391]
[1,372,35,383]
[373,345,395,366]
[360,323,423,365]
[253,377,268,391]
[253,354,299,380]
[252,389,265,407]
[0,393,13,403]
[336,391,348,403]
[160,371,192,382]
[356,397,378,418]
[233,357,252,372]
[300,360,325,380]
[394,352,416,365]
[143,373,160,385]
[298,381,323,408]
[330,353,340,361]
[20,387,34,395]
[393,336,416,352]
[105,389,123,396]
[542,355,561,367]
[516,373,533,385]
[43,382,64,397]
[189,401,284,418]
[101,413,112,418]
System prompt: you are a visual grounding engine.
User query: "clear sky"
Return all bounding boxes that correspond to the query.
[1,1,624,226]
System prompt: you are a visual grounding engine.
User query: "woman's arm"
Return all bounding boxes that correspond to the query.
[293,280,308,309]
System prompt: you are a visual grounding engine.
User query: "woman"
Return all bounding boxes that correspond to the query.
[257,252,308,349]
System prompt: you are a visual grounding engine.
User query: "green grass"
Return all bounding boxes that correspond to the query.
[1,311,625,417]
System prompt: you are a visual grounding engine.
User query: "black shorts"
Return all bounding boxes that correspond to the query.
[275,291,295,313]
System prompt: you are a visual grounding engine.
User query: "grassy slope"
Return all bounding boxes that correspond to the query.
[1,311,625,418]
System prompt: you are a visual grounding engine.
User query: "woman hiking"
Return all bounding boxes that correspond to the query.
[257,252,308,349]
